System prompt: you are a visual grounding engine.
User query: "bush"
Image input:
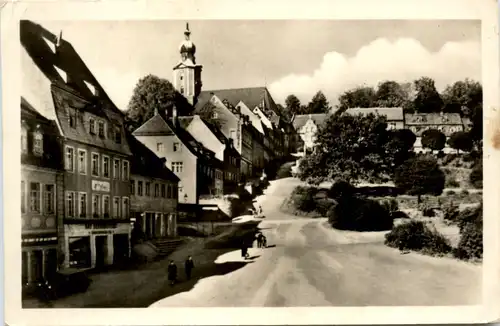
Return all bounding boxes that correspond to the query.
[394,156,445,201]
[443,202,460,221]
[275,162,293,179]
[454,223,482,260]
[327,196,393,231]
[292,186,318,212]
[381,198,399,214]
[315,197,336,216]
[421,204,435,217]
[391,211,410,219]
[446,190,456,195]
[421,129,446,152]
[457,204,482,232]
[328,180,356,200]
[445,178,460,188]
[384,220,452,255]
[469,164,482,189]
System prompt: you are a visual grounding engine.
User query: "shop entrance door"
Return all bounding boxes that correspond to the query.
[95,236,107,268]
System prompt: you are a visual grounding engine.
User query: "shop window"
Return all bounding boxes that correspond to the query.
[68,236,91,268]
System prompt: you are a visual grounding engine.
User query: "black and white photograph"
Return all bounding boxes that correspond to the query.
[3,0,500,325]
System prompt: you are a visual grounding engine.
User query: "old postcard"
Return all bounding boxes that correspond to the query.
[2,0,499,324]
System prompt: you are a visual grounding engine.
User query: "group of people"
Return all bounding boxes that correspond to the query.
[167,256,195,286]
[240,231,268,260]
[256,232,267,248]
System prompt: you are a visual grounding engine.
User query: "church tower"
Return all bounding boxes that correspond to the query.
[173,22,203,106]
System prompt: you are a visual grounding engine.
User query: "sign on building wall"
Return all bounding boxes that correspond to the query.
[92,180,110,192]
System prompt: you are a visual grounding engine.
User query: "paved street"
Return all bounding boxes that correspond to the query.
[151,179,482,307]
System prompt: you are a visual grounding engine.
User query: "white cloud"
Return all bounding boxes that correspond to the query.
[269,38,481,106]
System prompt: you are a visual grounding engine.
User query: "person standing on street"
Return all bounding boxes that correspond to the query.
[168,260,178,286]
[184,256,195,280]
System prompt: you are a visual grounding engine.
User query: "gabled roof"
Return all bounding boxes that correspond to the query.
[126,133,179,182]
[292,113,330,130]
[132,113,175,136]
[405,113,463,125]
[344,107,404,121]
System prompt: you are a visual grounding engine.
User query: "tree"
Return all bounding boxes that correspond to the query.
[298,112,392,185]
[125,74,189,131]
[375,80,411,108]
[197,101,226,130]
[421,129,446,152]
[442,79,482,116]
[469,163,482,189]
[276,103,291,121]
[413,77,444,113]
[305,91,331,114]
[469,105,483,149]
[337,86,376,111]
[394,156,445,203]
[448,131,473,153]
[285,94,304,116]
[384,129,416,167]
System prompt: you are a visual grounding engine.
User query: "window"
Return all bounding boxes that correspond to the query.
[78,149,87,175]
[89,118,96,134]
[130,180,135,195]
[113,159,120,179]
[21,181,25,213]
[69,108,76,128]
[98,121,105,138]
[29,182,40,212]
[103,195,110,218]
[113,197,120,218]
[161,184,166,198]
[114,125,121,144]
[230,129,237,141]
[33,131,43,156]
[171,162,183,173]
[167,184,172,198]
[91,153,99,176]
[122,197,129,219]
[122,160,129,181]
[44,184,55,214]
[79,193,87,218]
[102,156,110,178]
[145,182,151,196]
[173,143,180,152]
[66,191,75,218]
[212,112,218,119]
[157,143,164,152]
[92,194,101,217]
[180,86,184,94]
[138,181,143,196]
[65,146,74,171]
[21,126,28,153]
[154,183,159,197]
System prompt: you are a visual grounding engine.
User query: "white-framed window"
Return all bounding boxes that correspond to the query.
[65,146,75,172]
[130,180,135,195]
[173,142,181,152]
[78,192,87,218]
[98,121,105,138]
[66,191,75,218]
[102,155,110,178]
[122,160,129,181]
[113,196,120,218]
[212,112,218,119]
[43,184,55,214]
[89,118,96,134]
[113,158,120,179]
[21,126,28,153]
[91,153,99,176]
[92,194,101,217]
[29,182,41,213]
[157,143,164,152]
[137,181,143,196]
[171,162,183,173]
[78,149,87,175]
[33,131,43,156]
[122,197,129,219]
[114,125,122,144]
[145,182,151,196]
[102,195,110,218]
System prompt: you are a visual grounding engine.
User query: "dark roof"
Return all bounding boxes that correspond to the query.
[344,107,404,121]
[292,113,330,130]
[194,87,281,123]
[405,113,463,125]
[125,132,179,182]
[21,97,63,170]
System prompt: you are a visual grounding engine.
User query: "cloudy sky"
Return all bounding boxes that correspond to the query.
[35,20,481,109]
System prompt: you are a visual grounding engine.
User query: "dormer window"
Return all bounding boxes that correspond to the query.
[33,128,43,156]
[69,108,77,128]
[98,121,105,138]
[114,125,122,144]
[212,112,218,119]
[21,124,28,153]
[89,118,96,134]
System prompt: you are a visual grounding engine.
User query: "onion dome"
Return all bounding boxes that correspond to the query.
[179,22,196,58]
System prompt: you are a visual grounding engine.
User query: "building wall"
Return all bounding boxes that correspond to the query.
[208,96,240,150]
[135,134,198,204]
[186,117,225,161]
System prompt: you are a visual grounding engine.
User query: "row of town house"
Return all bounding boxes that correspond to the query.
[20,21,295,286]
[293,107,473,155]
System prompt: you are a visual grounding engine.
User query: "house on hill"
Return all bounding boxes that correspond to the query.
[343,107,404,130]
[292,113,330,155]
[133,108,224,204]
[404,112,466,153]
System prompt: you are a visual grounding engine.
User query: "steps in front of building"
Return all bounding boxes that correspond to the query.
[151,238,185,257]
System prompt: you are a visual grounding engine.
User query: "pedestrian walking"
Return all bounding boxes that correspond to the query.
[262,235,267,248]
[167,260,178,286]
[184,256,194,280]
[241,241,249,260]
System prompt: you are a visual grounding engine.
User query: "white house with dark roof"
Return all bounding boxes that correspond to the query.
[344,107,405,130]
[292,113,331,155]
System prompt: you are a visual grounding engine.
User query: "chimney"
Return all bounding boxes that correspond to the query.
[160,157,167,164]
[56,30,63,48]
[154,107,158,116]
[172,105,178,124]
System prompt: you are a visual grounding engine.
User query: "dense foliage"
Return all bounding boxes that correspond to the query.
[421,129,446,152]
[454,204,483,260]
[469,163,482,189]
[394,156,445,202]
[448,131,473,153]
